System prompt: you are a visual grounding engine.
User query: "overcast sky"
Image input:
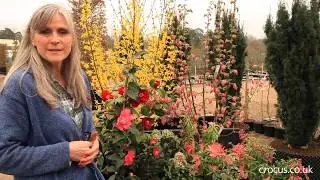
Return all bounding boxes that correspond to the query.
[0,0,294,39]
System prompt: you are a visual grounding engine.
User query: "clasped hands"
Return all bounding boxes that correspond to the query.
[69,132,100,167]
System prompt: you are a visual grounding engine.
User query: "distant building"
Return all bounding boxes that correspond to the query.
[0,39,16,74]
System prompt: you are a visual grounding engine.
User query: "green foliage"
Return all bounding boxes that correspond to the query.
[264,0,320,146]
[201,123,220,145]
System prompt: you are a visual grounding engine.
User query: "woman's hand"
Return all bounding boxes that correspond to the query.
[78,132,100,167]
[69,141,93,162]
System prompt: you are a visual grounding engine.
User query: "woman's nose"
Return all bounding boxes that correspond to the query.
[50,32,61,44]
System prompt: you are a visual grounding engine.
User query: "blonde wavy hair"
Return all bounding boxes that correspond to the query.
[0,4,90,108]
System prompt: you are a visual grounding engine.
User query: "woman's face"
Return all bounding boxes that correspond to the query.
[32,13,73,68]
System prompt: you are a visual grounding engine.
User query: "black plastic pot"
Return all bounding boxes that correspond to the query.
[198,115,217,125]
[253,121,264,134]
[218,128,240,149]
[263,125,275,137]
[244,119,255,131]
[274,127,285,140]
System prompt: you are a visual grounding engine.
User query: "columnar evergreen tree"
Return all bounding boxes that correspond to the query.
[264,3,290,127]
[265,0,320,147]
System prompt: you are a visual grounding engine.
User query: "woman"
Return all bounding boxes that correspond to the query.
[0,4,104,180]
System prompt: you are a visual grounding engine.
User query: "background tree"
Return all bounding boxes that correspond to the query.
[0,44,7,74]
[0,28,15,39]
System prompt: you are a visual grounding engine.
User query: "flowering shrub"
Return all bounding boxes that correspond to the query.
[77,1,311,180]
[165,124,309,180]
[96,65,178,178]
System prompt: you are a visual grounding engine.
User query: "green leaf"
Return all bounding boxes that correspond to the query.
[141,105,151,116]
[107,154,120,161]
[129,126,140,136]
[115,158,123,169]
[105,166,116,172]
[108,174,116,180]
[127,82,140,100]
[155,108,164,116]
[130,107,139,116]
[149,79,155,87]
[158,88,166,97]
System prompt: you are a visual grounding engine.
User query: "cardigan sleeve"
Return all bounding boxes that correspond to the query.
[0,72,70,176]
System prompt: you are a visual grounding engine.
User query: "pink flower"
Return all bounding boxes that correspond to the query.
[288,176,303,180]
[220,64,226,71]
[224,155,234,165]
[220,93,227,97]
[239,129,246,141]
[153,147,160,158]
[193,154,201,171]
[232,83,238,91]
[232,144,246,160]
[207,143,226,158]
[149,137,158,145]
[115,108,134,131]
[225,120,232,128]
[221,106,227,114]
[221,80,227,86]
[239,164,248,179]
[184,142,194,153]
[232,69,238,75]
[124,150,135,166]
[232,96,238,102]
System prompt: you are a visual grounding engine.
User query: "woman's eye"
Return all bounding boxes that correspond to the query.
[58,29,70,35]
[38,29,51,35]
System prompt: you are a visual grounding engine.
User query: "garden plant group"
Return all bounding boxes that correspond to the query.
[67,0,319,179]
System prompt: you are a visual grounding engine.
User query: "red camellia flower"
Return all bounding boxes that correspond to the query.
[142,118,153,129]
[101,89,113,101]
[153,147,160,158]
[153,80,160,89]
[124,150,135,166]
[117,86,126,95]
[115,108,135,131]
[149,137,158,145]
[138,89,150,103]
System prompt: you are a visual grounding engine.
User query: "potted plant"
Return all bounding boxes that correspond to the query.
[243,119,255,131]
[263,121,275,137]
[253,120,264,134]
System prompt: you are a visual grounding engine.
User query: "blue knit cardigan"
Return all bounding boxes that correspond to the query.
[0,69,105,180]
